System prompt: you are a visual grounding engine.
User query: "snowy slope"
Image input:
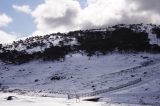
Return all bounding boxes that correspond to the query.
[1,24,160,105]
[2,24,160,54]
[0,53,151,91]
[0,52,160,105]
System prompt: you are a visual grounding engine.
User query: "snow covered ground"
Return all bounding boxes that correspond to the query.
[0,92,102,106]
[0,53,155,91]
[0,92,152,106]
[0,53,160,105]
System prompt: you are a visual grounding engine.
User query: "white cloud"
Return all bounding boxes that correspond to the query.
[15,0,160,35]
[0,13,16,43]
[79,0,126,27]
[12,5,32,14]
[0,30,17,44]
[79,0,160,27]
[31,0,81,35]
[31,0,127,35]
[0,13,12,27]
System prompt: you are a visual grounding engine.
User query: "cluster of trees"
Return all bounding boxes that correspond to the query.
[152,27,160,38]
[0,46,72,64]
[75,27,151,55]
[42,45,72,61]
[0,50,33,64]
[0,24,160,64]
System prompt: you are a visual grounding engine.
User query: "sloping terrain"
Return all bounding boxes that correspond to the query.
[1,24,160,64]
[0,53,147,91]
[0,53,160,105]
[1,24,160,105]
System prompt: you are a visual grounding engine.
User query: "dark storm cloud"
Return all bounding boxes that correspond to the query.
[128,0,160,13]
[118,11,151,24]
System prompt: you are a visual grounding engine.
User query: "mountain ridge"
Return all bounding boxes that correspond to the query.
[1,24,160,64]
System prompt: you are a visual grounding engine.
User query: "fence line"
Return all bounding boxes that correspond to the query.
[1,78,142,99]
[69,78,141,99]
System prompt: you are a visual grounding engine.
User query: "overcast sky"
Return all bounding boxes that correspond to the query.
[0,0,160,43]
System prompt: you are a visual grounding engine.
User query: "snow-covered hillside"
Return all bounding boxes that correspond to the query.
[1,24,160,54]
[1,52,160,105]
[1,24,160,106]
[0,53,154,91]
[1,24,160,65]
